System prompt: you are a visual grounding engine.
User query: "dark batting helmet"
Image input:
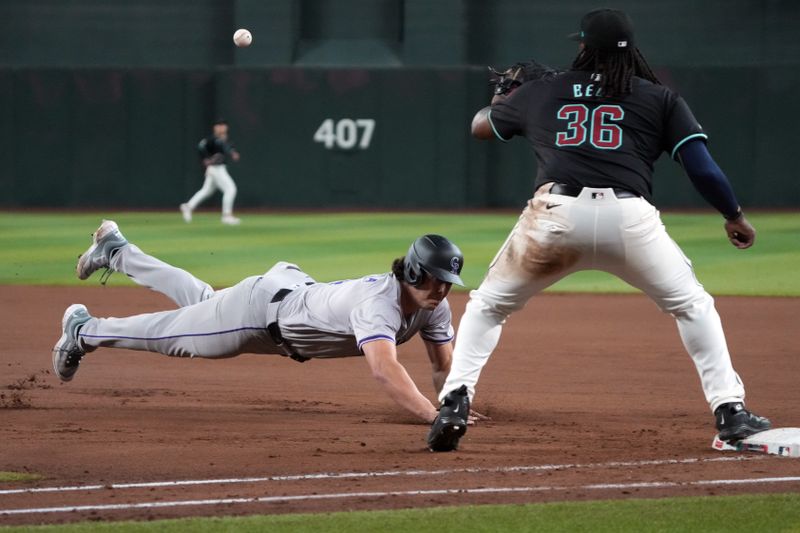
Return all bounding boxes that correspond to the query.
[404,234,464,286]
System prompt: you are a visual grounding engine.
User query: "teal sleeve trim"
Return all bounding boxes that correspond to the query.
[671,133,708,160]
[488,110,511,142]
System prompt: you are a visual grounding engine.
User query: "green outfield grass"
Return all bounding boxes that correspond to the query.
[2,493,800,532]
[1,211,798,295]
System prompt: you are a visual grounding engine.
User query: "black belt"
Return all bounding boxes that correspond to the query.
[549,183,639,199]
[267,288,310,363]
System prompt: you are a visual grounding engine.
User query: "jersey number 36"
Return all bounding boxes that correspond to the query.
[555,104,623,150]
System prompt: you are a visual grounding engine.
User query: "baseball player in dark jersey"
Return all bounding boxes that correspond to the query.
[54,220,481,427]
[428,8,770,452]
[180,119,242,225]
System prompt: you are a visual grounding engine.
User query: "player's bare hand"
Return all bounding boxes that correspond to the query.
[231,151,241,162]
[724,213,755,249]
[467,409,491,426]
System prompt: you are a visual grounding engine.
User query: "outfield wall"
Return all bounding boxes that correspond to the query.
[1,1,797,208]
[1,66,797,209]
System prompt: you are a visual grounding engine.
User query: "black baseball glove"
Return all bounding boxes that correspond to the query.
[427,385,470,452]
[489,60,561,96]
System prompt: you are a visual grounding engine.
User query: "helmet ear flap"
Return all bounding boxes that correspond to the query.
[403,259,424,287]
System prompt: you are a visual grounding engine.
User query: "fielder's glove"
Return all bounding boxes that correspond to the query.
[489,60,560,96]
[427,385,470,452]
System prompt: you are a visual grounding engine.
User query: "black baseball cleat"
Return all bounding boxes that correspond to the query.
[427,385,470,452]
[714,402,771,443]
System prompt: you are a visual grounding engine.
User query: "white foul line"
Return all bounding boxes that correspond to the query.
[0,455,760,496]
[2,475,800,516]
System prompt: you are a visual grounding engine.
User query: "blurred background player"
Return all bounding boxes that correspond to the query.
[180,119,242,225]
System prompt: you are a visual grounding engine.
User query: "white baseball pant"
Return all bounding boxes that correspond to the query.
[441,184,746,413]
[77,245,312,359]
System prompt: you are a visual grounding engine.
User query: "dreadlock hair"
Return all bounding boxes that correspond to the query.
[571,46,660,98]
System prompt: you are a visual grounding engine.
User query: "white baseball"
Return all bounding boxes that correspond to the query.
[233,28,252,48]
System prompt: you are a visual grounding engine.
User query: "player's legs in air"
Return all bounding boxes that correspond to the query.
[77,220,215,307]
[53,273,274,382]
[57,221,314,382]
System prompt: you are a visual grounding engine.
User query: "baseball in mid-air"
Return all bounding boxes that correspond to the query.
[233,28,252,48]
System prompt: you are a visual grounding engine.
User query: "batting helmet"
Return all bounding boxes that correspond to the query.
[404,235,464,286]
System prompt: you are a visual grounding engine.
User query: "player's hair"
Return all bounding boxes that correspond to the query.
[570,46,660,97]
[391,257,406,282]
[213,118,228,127]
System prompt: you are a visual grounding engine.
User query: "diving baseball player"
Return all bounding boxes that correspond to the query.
[428,8,771,451]
[55,221,470,425]
[180,119,242,226]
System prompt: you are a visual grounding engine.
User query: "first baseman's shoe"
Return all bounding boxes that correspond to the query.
[221,214,241,226]
[715,402,771,442]
[76,220,128,281]
[52,304,92,382]
[180,203,192,223]
[427,385,470,452]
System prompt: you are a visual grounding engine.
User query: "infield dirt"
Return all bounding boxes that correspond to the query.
[1,287,798,525]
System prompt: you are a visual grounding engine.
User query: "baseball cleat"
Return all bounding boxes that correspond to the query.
[221,215,241,226]
[76,219,128,281]
[52,304,92,382]
[715,402,771,443]
[427,385,470,452]
[180,203,192,223]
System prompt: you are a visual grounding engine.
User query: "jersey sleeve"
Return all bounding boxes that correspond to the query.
[419,299,455,344]
[664,95,708,160]
[197,138,208,156]
[350,297,402,352]
[487,85,530,141]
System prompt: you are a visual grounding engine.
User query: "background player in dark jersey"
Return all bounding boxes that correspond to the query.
[180,119,242,225]
[427,8,771,452]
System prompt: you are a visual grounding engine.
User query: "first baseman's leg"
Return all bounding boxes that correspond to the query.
[79,276,273,358]
[441,199,580,402]
[610,204,745,412]
[185,171,218,210]
[110,243,214,307]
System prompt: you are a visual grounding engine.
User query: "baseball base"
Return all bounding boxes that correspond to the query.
[712,428,800,457]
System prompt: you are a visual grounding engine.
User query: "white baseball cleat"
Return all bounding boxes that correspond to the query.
[180,203,192,223]
[52,304,92,382]
[76,220,128,280]
[221,215,241,225]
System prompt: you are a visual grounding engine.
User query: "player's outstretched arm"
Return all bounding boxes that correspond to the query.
[423,340,490,425]
[363,339,439,423]
[423,341,452,396]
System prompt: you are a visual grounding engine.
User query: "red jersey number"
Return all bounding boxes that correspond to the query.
[556,104,624,150]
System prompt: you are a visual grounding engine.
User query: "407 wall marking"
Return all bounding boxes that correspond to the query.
[314,118,375,150]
